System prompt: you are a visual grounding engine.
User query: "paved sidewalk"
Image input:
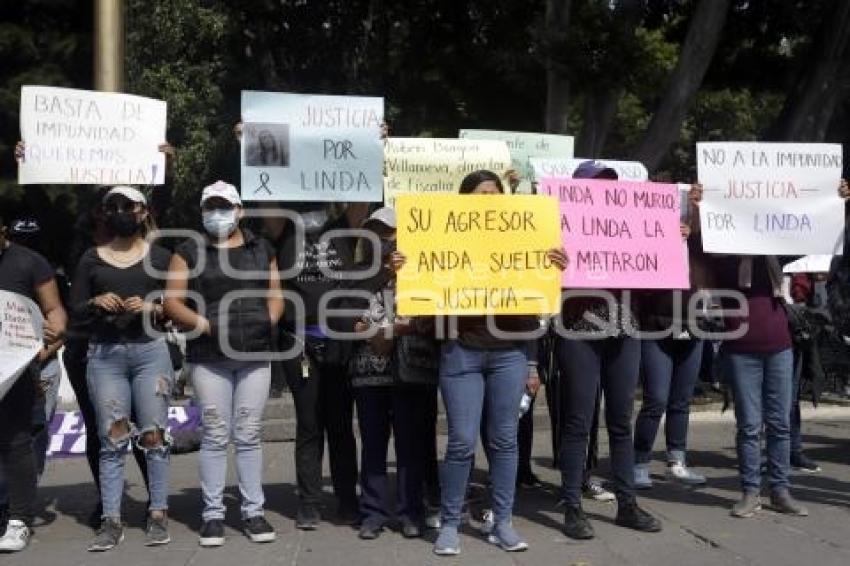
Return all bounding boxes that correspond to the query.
[4,416,849,566]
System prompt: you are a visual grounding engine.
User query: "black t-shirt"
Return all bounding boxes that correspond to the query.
[0,242,54,300]
[70,244,171,343]
[277,215,357,325]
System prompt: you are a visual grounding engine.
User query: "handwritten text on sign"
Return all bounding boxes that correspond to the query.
[459,130,574,193]
[531,157,649,182]
[0,291,44,401]
[18,86,166,185]
[540,179,689,289]
[396,194,562,316]
[241,91,384,202]
[383,138,511,206]
[697,142,844,255]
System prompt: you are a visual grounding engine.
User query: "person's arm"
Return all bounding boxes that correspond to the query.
[34,278,67,361]
[267,257,284,324]
[163,252,211,335]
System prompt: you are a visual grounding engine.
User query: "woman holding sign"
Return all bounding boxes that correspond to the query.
[555,161,662,541]
[70,187,173,552]
[395,170,567,556]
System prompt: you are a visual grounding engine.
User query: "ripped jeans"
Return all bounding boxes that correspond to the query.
[87,340,173,520]
[191,361,270,521]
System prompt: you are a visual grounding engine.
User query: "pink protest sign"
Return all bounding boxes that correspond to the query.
[540,178,690,289]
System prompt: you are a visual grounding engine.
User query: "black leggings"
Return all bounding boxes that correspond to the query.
[556,337,641,506]
[0,374,36,525]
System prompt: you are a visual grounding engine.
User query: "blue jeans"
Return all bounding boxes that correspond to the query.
[87,340,173,519]
[725,348,793,493]
[439,342,527,527]
[192,361,270,521]
[634,339,704,463]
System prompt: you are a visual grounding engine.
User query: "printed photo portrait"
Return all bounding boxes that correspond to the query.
[244,122,290,167]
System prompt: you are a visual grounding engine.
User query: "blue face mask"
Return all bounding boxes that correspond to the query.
[202,209,238,238]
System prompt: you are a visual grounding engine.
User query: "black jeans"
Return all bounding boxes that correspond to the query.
[354,385,430,525]
[0,373,37,526]
[283,336,358,508]
[556,337,641,506]
[62,341,149,496]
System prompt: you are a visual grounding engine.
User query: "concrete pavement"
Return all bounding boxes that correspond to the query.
[3,415,849,566]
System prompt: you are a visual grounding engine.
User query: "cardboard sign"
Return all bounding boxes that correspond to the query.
[0,291,44,400]
[459,130,575,193]
[540,178,689,289]
[530,157,649,182]
[383,138,511,206]
[18,86,166,185]
[241,91,384,202]
[697,142,844,255]
[396,194,562,316]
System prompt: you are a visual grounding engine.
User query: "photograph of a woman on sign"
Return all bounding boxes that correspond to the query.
[244,123,290,167]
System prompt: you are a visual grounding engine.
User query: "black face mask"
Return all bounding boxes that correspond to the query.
[107,211,142,237]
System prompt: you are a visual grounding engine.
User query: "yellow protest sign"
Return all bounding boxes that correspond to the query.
[383,138,511,206]
[396,194,562,316]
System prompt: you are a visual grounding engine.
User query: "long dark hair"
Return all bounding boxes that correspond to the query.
[459,170,504,194]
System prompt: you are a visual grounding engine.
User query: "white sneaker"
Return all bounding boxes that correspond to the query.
[0,520,30,552]
[583,479,616,502]
[634,463,653,489]
[479,509,495,536]
[666,462,707,485]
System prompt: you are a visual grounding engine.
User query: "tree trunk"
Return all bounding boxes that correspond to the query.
[633,0,730,172]
[544,0,572,134]
[768,0,850,141]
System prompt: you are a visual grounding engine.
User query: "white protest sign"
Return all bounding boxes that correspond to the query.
[697,142,844,255]
[459,130,574,193]
[19,86,166,185]
[782,255,836,274]
[241,91,384,202]
[530,157,649,182]
[0,291,44,400]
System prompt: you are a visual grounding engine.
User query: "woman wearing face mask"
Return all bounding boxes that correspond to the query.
[164,181,284,547]
[70,187,173,552]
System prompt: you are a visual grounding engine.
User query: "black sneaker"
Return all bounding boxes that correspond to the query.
[295,504,321,530]
[335,501,361,526]
[144,515,171,546]
[791,453,822,473]
[244,516,276,543]
[358,521,382,540]
[615,502,662,533]
[87,518,124,552]
[399,517,422,539]
[563,506,595,540]
[199,519,225,547]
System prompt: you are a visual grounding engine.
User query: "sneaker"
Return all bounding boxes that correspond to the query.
[666,462,707,486]
[634,463,653,489]
[770,489,809,516]
[0,520,30,552]
[244,516,276,543]
[479,509,495,536]
[295,504,321,530]
[199,519,225,547]
[433,525,460,556]
[583,479,616,502]
[730,492,762,518]
[358,521,382,540]
[791,453,821,473]
[335,501,360,526]
[88,518,124,552]
[563,506,595,540]
[615,502,662,532]
[144,515,171,546]
[425,510,442,530]
[487,522,528,552]
[399,517,422,539]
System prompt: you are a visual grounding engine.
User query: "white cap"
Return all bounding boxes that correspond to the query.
[201,181,242,206]
[362,206,396,229]
[103,186,147,205]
